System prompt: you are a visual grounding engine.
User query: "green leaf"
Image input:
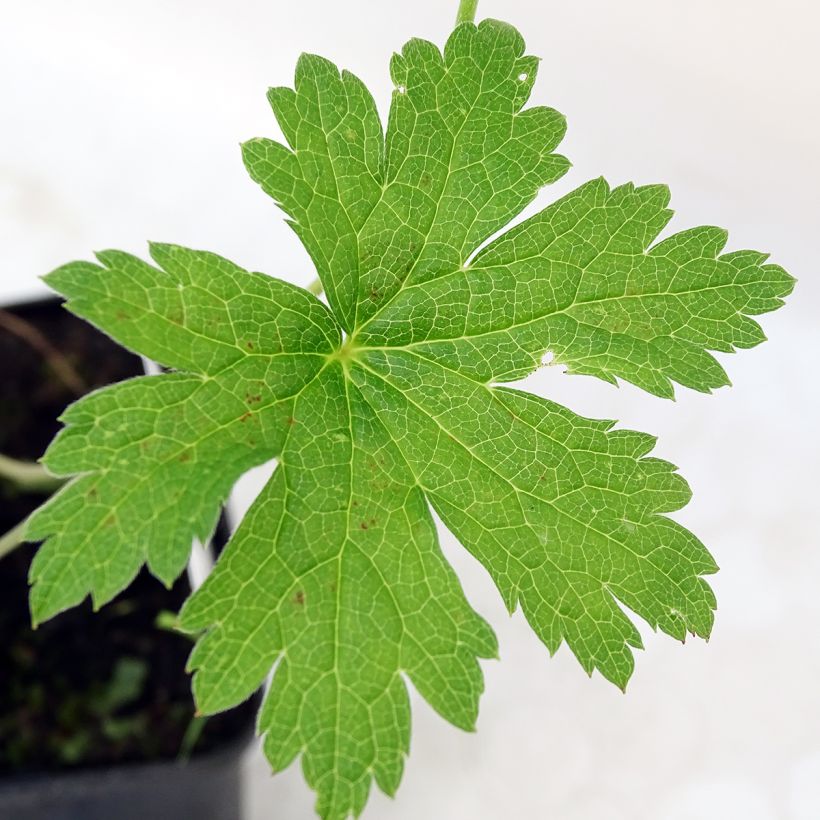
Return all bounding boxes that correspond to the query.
[28,244,338,622]
[243,19,568,331]
[180,365,495,817]
[350,350,716,687]
[29,16,793,820]
[358,178,793,396]
[243,55,384,331]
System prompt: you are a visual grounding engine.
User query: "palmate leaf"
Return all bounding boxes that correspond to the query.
[28,17,793,820]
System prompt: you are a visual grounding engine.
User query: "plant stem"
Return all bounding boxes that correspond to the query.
[306,278,323,296]
[0,454,64,493]
[0,519,28,561]
[0,308,86,395]
[455,0,479,25]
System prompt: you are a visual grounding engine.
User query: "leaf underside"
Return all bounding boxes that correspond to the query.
[28,18,793,820]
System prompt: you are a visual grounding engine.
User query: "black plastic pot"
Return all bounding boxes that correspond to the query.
[0,733,249,820]
[0,297,257,820]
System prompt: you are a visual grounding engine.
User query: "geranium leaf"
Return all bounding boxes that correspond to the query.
[29,16,793,820]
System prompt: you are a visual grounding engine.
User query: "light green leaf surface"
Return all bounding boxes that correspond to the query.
[358,177,793,396]
[28,244,338,621]
[244,19,568,332]
[29,16,793,820]
[180,364,496,818]
[351,349,716,687]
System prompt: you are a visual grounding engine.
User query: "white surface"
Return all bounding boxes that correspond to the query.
[2,1,819,818]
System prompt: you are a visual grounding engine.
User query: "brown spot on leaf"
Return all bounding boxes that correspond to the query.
[293,590,305,605]
[178,452,191,463]
[359,522,368,530]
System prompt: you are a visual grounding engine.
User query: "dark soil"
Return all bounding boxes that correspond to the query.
[0,299,255,775]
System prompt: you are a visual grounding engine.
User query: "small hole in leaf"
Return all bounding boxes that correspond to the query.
[397,84,407,94]
[518,72,528,82]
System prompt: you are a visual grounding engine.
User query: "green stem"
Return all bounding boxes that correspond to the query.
[0,308,86,395]
[455,0,479,25]
[306,278,323,296]
[0,519,28,561]
[0,454,64,493]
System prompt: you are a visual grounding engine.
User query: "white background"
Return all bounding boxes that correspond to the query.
[2,1,819,818]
